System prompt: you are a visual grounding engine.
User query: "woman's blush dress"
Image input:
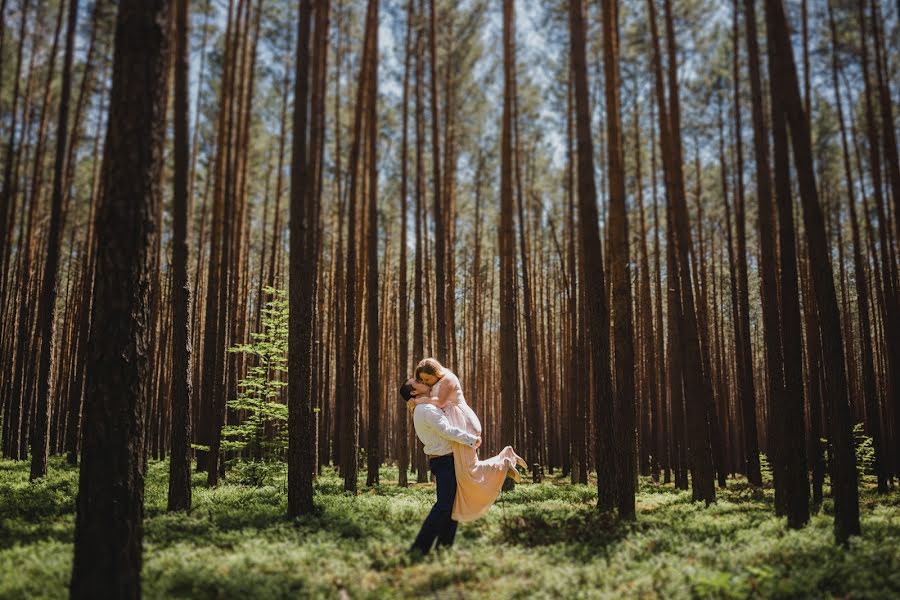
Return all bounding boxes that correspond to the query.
[433,371,525,523]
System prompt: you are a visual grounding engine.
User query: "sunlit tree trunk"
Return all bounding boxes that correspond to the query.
[569,0,616,510]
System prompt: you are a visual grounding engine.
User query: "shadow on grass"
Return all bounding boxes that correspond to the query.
[497,504,633,561]
[0,460,79,550]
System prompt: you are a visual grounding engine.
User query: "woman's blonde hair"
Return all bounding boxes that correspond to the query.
[415,357,446,379]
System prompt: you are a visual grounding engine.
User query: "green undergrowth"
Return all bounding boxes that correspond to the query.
[1,457,899,599]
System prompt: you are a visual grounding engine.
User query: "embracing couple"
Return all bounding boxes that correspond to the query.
[399,357,526,558]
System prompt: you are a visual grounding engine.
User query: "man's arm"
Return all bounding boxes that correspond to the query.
[421,406,479,447]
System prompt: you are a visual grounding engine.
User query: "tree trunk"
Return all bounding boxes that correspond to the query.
[732,0,761,486]
[764,0,860,543]
[602,0,636,519]
[167,0,193,512]
[569,0,616,510]
[69,0,171,595]
[31,0,80,480]
[766,18,809,526]
[364,0,380,487]
[288,0,316,515]
[500,0,520,490]
[828,2,886,493]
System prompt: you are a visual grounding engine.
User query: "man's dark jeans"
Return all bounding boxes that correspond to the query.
[411,454,457,555]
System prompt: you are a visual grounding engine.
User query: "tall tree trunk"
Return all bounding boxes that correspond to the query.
[602,0,636,519]
[413,2,428,483]
[649,0,715,502]
[69,0,171,595]
[650,98,669,484]
[364,0,380,487]
[397,0,413,488]
[288,0,316,515]
[634,96,659,484]
[31,0,80,480]
[743,0,784,508]
[764,0,860,543]
[861,0,900,485]
[828,2,886,493]
[428,0,447,362]
[732,0,761,486]
[569,0,616,510]
[168,0,193,512]
[766,16,810,526]
[500,0,520,489]
[340,0,378,493]
[509,29,542,483]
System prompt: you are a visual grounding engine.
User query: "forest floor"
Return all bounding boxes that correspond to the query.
[1,458,900,599]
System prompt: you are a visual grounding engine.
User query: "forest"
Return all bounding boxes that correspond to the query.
[1,0,900,597]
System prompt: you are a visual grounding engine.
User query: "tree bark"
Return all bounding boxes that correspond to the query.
[602,0,636,518]
[288,0,316,515]
[569,0,616,510]
[732,0,761,486]
[31,0,80,480]
[69,0,171,595]
[167,0,193,512]
[764,0,860,543]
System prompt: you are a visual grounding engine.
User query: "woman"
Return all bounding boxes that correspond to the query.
[412,357,527,523]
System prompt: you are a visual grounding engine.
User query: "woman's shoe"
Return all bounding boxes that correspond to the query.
[506,467,523,483]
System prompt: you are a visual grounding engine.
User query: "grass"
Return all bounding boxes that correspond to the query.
[1,457,900,599]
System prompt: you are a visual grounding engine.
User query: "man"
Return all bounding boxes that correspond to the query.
[399,378,481,557]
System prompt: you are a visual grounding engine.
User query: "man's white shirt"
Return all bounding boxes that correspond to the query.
[412,404,478,456]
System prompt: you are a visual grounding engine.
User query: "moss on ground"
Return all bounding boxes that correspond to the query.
[1,458,899,599]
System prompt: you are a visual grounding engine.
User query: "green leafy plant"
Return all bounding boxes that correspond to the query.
[853,422,875,479]
[759,452,773,483]
[221,287,289,459]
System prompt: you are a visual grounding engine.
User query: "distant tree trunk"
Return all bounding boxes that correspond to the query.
[198,0,237,475]
[340,0,378,493]
[720,96,744,481]
[649,0,715,502]
[508,22,542,483]
[764,0,860,544]
[601,0,636,519]
[64,69,108,466]
[31,0,79,480]
[364,0,380,487]
[742,0,783,507]
[69,0,171,596]
[0,0,31,329]
[634,97,659,484]
[428,0,447,362]
[168,0,193,513]
[732,0,761,486]
[397,0,413,488]
[288,0,315,515]
[766,14,809,527]
[565,69,587,485]
[861,0,900,485]
[869,0,900,266]
[413,2,428,483]
[650,98,669,485]
[828,2,886,493]
[569,0,616,510]
[500,0,520,489]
